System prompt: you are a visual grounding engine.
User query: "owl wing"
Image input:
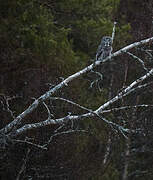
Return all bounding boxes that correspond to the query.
[96,44,104,61]
[97,46,113,61]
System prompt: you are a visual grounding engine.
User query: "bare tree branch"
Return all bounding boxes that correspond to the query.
[126,52,148,72]
[102,104,153,114]
[16,148,31,180]
[45,129,88,147]
[1,36,153,135]
[3,66,153,138]
[43,102,54,118]
[50,97,93,112]
[111,21,117,43]
[95,68,153,114]
[14,139,48,150]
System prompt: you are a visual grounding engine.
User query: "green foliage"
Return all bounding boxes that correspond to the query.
[1,0,54,54]
[0,0,76,75]
[52,0,129,58]
[101,165,120,180]
[114,23,131,49]
[0,0,131,75]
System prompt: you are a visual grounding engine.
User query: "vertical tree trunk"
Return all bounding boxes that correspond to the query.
[122,138,130,180]
[103,134,112,166]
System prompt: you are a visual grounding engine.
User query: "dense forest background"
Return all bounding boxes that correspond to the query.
[0,0,153,179]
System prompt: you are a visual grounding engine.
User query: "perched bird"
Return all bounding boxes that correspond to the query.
[96,36,112,61]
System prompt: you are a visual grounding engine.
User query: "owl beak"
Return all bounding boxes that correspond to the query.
[105,42,109,46]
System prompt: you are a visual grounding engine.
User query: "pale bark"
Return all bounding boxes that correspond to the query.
[0,36,153,140]
[122,138,130,180]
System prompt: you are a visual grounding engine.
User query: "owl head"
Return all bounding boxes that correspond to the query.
[101,36,112,47]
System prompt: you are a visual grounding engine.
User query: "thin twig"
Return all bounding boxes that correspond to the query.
[51,97,93,112]
[102,104,153,114]
[43,102,54,118]
[126,52,148,72]
[45,129,88,147]
[16,148,31,180]
[14,139,47,150]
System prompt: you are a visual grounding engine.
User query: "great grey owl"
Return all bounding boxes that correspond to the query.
[96,36,112,61]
